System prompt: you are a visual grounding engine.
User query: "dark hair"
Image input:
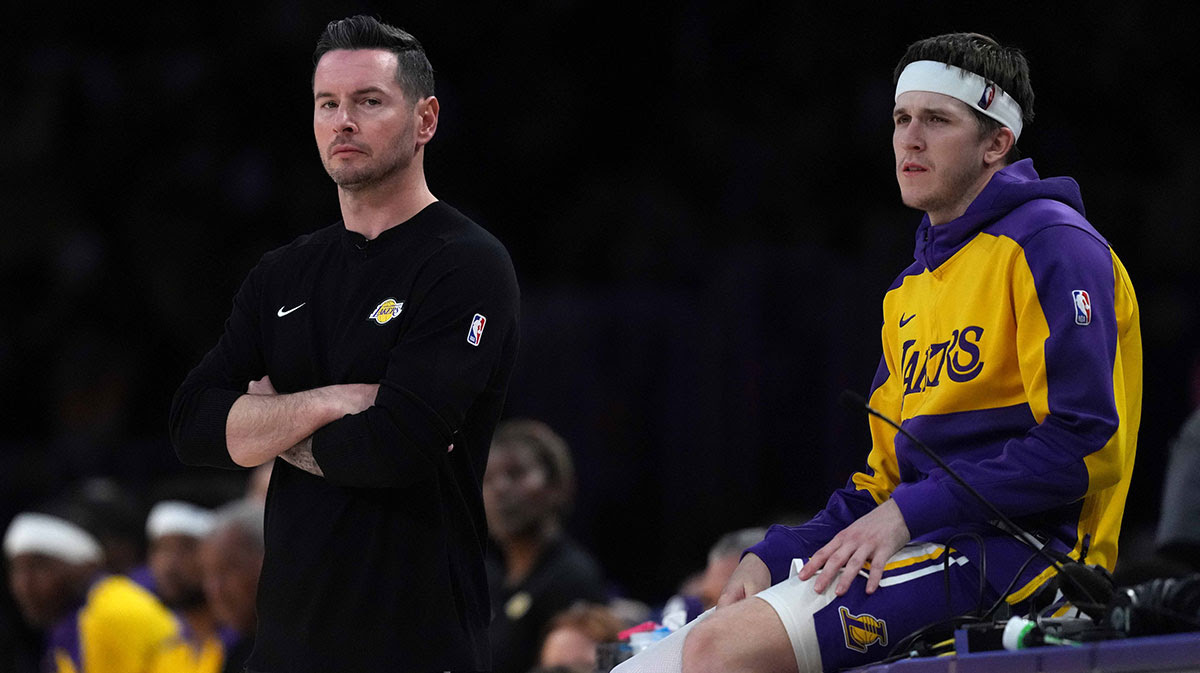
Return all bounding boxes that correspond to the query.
[313,15,435,100]
[893,33,1033,163]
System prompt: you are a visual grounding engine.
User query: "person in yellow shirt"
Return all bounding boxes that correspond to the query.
[145,501,226,673]
[153,499,267,673]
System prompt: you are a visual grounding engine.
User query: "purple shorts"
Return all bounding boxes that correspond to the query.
[755,542,998,671]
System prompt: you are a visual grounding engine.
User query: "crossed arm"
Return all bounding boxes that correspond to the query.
[228,375,379,477]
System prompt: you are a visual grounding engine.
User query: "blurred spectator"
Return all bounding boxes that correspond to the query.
[485,419,607,673]
[1156,406,1200,569]
[1115,405,1200,586]
[3,504,177,673]
[695,527,766,609]
[145,501,225,673]
[197,500,264,673]
[538,602,625,673]
[606,596,654,630]
[659,527,766,630]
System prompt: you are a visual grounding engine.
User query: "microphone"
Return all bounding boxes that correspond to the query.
[839,390,1111,618]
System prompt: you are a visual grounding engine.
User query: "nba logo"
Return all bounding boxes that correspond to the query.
[978,83,996,110]
[467,313,486,346]
[1072,290,1091,325]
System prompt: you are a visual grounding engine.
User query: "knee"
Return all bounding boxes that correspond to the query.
[681,618,734,673]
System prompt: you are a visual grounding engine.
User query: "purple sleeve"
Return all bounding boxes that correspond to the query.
[891,224,1121,537]
[746,485,881,585]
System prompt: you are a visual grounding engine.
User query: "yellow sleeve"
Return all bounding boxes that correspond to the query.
[78,577,179,673]
[148,635,225,673]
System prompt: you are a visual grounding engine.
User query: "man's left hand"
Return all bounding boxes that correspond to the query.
[248,375,277,395]
[796,498,911,596]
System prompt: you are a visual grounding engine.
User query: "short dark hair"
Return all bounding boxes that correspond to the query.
[893,33,1033,163]
[313,15,435,100]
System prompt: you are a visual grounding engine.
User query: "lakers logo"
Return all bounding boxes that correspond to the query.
[368,298,404,325]
[901,325,985,396]
[839,606,888,653]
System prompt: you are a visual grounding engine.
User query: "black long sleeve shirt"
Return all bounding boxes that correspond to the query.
[170,202,519,672]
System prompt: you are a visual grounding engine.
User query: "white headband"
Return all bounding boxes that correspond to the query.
[895,60,1024,141]
[146,501,215,539]
[3,513,103,564]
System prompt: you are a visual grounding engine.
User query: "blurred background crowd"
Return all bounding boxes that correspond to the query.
[3,2,1198,671]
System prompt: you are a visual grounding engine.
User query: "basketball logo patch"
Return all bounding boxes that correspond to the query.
[840,606,888,653]
[1072,290,1092,326]
[978,82,996,110]
[368,298,404,325]
[467,313,486,346]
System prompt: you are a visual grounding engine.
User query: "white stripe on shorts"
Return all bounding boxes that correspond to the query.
[876,554,969,587]
[756,544,971,672]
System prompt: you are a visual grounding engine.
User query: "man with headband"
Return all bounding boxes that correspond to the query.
[144,501,231,673]
[621,33,1142,673]
[4,507,180,673]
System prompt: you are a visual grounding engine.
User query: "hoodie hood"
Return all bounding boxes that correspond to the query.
[913,159,1086,271]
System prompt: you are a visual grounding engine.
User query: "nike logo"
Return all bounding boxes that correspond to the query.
[899,313,916,327]
[277,303,306,317]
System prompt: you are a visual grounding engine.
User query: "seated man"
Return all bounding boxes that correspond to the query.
[197,500,266,673]
[4,506,178,673]
[145,500,226,673]
[660,527,767,630]
[622,32,1141,673]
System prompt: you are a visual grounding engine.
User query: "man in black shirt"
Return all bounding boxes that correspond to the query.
[170,15,519,672]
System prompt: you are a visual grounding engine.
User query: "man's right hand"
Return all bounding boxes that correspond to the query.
[715,552,771,608]
[334,383,379,416]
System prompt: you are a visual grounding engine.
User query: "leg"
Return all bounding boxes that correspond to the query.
[681,567,839,673]
[806,542,997,670]
[681,596,800,673]
[683,542,997,673]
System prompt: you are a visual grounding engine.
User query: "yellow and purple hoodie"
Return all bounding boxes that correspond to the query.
[748,159,1141,604]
